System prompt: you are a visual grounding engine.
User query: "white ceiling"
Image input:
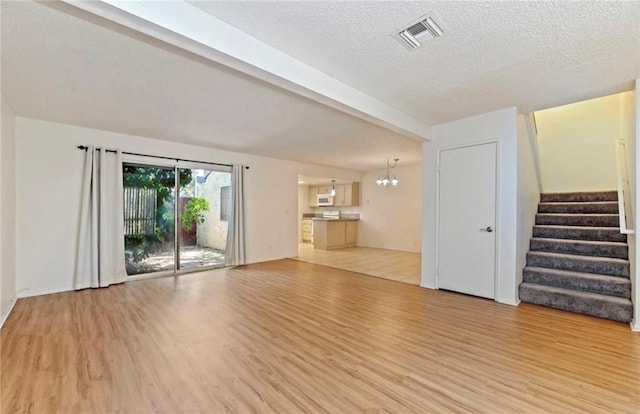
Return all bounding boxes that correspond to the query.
[189,1,640,124]
[0,1,422,172]
[3,1,639,174]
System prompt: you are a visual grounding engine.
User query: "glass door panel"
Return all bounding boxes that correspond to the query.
[177,168,231,270]
[123,164,176,275]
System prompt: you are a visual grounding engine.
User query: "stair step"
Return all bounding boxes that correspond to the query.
[540,191,618,203]
[526,251,629,277]
[538,202,618,214]
[535,213,619,227]
[519,283,632,322]
[532,225,626,243]
[523,266,631,298]
[530,238,628,259]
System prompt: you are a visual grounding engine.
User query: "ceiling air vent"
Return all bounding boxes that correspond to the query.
[393,14,444,51]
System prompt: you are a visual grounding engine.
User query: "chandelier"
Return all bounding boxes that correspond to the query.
[375,158,399,186]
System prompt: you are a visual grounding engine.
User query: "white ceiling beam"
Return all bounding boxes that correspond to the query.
[62,0,431,141]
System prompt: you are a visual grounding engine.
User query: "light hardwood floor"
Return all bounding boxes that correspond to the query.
[2,259,640,413]
[294,243,421,285]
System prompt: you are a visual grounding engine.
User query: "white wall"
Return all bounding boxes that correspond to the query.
[619,89,637,331]
[634,80,640,332]
[621,91,636,222]
[0,94,17,326]
[358,163,422,253]
[196,171,231,250]
[423,107,520,305]
[15,117,362,298]
[297,185,313,242]
[536,92,633,193]
[516,113,541,295]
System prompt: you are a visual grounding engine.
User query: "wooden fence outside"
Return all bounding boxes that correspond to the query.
[124,187,157,236]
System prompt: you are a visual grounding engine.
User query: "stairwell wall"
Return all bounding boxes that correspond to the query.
[633,80,640,331]
[535,92,634,193]
[516,113,541,300]
[621,92,636,327]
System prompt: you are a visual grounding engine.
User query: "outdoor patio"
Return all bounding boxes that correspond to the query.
[126,246,226,275]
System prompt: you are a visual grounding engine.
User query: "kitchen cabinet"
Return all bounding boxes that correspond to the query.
[312,219,358,250]
[345,221,358,244]
[318,185,332,195]
[308,182,360,207]
[302,219,313,242]
[332,185,346,206]
[334,183,360,207]
[308,186,319,207]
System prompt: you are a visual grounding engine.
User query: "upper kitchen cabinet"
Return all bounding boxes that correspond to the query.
[318,186,332,195]
[334,183,360,207]
[307,182,360,207]
[308,186,319,207]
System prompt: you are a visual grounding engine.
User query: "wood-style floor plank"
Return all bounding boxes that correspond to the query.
[2,259,639,413]
[294,243,421,285]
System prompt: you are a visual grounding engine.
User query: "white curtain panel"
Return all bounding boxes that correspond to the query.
[225,164,246,266]
[74,147,127,289]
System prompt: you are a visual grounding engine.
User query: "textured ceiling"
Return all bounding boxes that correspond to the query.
[189,1,640,124]
[0,1,422,172]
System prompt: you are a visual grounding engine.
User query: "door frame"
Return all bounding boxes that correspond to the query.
[122,156,232,281]
[434,139,501,300]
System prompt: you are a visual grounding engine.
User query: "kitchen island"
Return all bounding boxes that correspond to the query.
[312,218,359,250]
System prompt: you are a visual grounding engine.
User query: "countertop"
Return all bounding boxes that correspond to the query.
[303,213,360,220]
[311,218,360,222]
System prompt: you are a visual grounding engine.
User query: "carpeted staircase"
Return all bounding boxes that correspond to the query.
[519,191,633,322]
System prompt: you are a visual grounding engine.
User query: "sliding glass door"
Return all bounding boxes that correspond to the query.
[123,164,176,276]
[123,162,231,277]
[177,168,231,270]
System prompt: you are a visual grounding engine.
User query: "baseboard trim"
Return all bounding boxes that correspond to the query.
[0,294,17,330]
[631,320,640,332]
[497,298,521,306]
[17,285,78,299]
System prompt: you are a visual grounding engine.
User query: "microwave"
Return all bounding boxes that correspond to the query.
[317,194,334,206]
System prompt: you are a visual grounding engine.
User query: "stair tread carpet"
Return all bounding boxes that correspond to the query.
[523,266,631,299]
[535,213,619,227]
[519,282,632,322]
[538,202,618,214]
[532,225,626,242]
[526,251,629,277]
[530,237,628,259]
[540,191,617,202]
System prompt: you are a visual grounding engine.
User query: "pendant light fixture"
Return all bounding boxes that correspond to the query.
[376,158,399,186]
[330,179,336,196]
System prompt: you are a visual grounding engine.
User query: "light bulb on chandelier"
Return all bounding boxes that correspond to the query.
[376,158,399,187]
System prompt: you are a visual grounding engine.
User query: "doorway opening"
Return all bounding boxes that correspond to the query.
[293,174,421,285]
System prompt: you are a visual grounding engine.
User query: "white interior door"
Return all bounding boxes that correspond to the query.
[438,142,497,299]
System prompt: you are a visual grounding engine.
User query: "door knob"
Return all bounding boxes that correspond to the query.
[480,226,494,232]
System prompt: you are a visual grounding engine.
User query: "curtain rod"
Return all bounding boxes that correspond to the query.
[77,145,249,170]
